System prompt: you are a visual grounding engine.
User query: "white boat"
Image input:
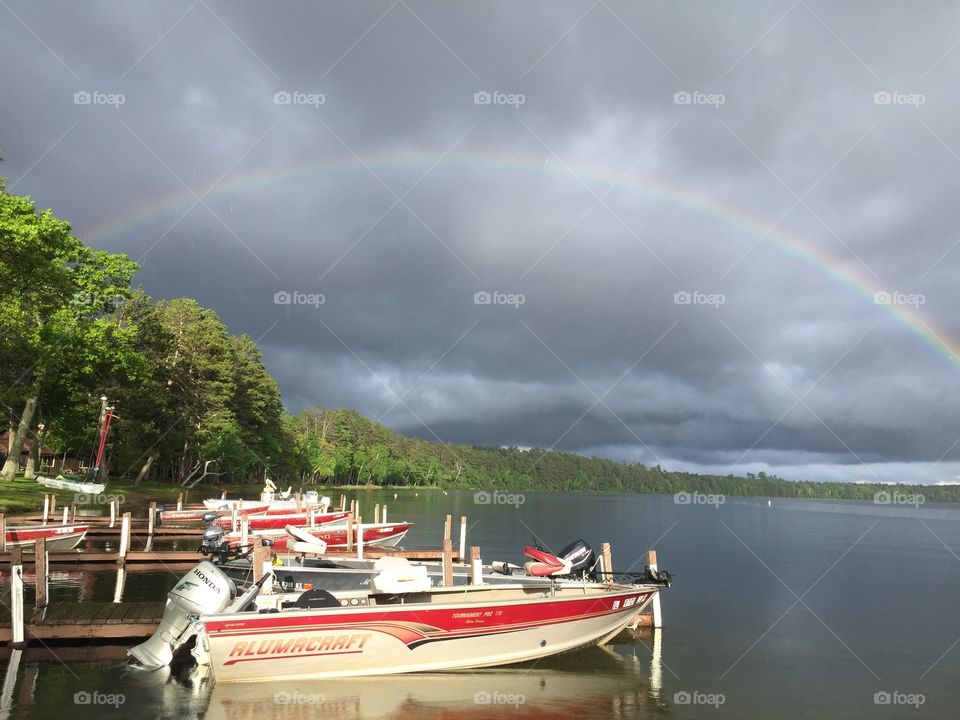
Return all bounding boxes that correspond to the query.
[128,546,669,682]
[4,522,90,551]
[35,475,105,494]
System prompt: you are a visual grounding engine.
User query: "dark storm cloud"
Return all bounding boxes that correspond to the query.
[3,1,960,483]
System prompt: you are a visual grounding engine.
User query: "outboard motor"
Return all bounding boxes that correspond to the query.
[200,525,226,557]
[128,561,236,670]
[556,539,597,580]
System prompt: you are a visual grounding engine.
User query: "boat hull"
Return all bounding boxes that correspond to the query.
[4,523,89,551]
[203,585,653,682]
[214,511,349,531]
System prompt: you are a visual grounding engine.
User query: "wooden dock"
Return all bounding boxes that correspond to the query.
[0,601,165,643]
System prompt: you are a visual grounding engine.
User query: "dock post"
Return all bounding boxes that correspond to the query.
[346,515,354,550]
[442,538,454,587]
[374,503,380,524]
[49,494,56,515]
[356,500,361,521]
[34,537,48,609]
[119,512,131,565]
[349,499,355,521]
[10,547,26,648]
[296,492,302,513]
[599,542,613,584]
[70,504,76,523]
[221,490,227,501]
[177,493,183,511]
[459,516,467,561]
[113,564,127,603]
[148,502,156,536]
[61,507,68,525]
[382,504,388,523]
[357,518,364,560]
[340,495,345,512]
[240,516,249,548]
[0,513,5,553]
[647,550,663,628]
[109,497,117,528]
[42,495,49,524]
[443,514,452,545]
[231,502,239,533]
[470,546,482,585]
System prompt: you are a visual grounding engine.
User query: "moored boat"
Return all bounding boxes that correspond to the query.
[128,548,668,682]
[213,510,350,531]
[4,522,90,551]
[220,522,412,551]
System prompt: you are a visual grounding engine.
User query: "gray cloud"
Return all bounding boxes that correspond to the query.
[3,0,960,483]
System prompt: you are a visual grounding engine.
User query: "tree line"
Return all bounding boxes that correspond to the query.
[4,178,960,502]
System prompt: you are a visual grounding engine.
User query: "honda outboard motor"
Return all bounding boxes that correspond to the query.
[128,561,236,670]
[557,539,597,579]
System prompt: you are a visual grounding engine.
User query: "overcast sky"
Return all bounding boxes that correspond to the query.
[3,1,960,484]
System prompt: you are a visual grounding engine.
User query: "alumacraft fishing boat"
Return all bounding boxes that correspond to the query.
[128,547,669,682]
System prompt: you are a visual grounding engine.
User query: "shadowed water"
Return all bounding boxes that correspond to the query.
[2,490,960,718]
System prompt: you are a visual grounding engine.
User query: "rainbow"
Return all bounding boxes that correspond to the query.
[85,149,960,371]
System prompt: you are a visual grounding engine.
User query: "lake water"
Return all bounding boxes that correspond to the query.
[2,490,960,718]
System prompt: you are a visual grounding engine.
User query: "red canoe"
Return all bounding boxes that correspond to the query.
[4,523,90,551]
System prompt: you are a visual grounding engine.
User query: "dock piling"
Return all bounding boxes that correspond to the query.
[34,537,48,609]
[647,550,663,628]
[374,503,380,524]
[119,512,131,565]
[61,507,68,525]
[176,493,183,511]
[442,538,454,587]
[10,547,25,648]
[109,498,117,528]
[147,502,156,536]
[357,517,364,560]
[470,546,482,585]
[599,542,613,584]
[0,513,5,553]
[459,516,467,561]
[240,516,249,548]
[382,504,388,523]
[42,496,49,525]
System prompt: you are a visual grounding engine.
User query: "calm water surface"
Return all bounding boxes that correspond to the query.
[2,490,960,719]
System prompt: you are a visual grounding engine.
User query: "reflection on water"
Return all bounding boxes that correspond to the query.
[0,636,668,720]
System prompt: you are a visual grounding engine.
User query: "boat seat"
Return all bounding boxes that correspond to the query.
[282,588,340,609]
[371,563,431,594]
[290,541,329,556]
[523,546,573,577]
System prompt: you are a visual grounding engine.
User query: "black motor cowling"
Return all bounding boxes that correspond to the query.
[557,539,597,579]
